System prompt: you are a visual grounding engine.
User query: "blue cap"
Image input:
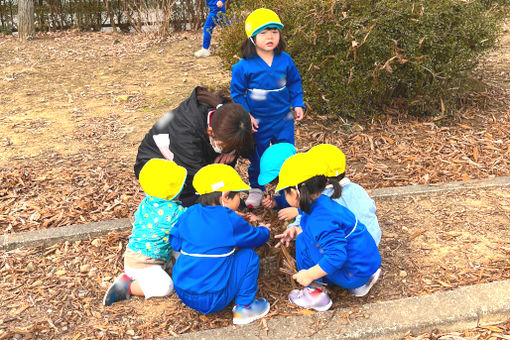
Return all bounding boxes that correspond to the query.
[258,143,296,186]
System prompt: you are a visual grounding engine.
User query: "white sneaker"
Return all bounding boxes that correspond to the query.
[349,268,381,297]
[245,188,263,208]
[194,48,211,57]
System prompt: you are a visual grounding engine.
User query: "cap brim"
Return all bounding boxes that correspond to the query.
[251,22,284,37]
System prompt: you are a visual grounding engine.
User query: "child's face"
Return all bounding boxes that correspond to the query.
[222,192,241,211]
[254,28,280,53]
[284,188,300,208]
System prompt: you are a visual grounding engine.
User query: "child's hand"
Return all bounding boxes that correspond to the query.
[258,223,271,231]
[236,211,260,224]
[216,0,223,7]
[293,269,314,287]
[261,195,276,209]
[278,207,299,221]
[274,226,300,248]
[214,152,236,164]
[294,107,305,121]
[249,114,259,132]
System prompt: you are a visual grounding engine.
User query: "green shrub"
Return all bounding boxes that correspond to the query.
[217,0,508,117]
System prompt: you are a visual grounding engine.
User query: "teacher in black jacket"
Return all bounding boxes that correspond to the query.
[134,86,254,207]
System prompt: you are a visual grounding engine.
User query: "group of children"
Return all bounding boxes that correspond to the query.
[103,8,382,326]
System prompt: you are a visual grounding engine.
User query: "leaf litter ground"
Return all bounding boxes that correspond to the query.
[0,29,509,338]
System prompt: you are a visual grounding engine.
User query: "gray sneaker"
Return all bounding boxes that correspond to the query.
[288,287,332,311]
[103,273,133,306]
[349,268,381,297]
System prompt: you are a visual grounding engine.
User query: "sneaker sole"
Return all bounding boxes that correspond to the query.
[102,274,128,306]
[352,268,381,297]
[232,303,270,325]
[288,297,333,312]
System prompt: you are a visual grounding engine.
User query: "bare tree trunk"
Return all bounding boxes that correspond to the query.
[103,0,118,33]
[18,0,34,40]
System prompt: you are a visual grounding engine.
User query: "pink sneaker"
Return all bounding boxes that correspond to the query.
[288,287,332,311]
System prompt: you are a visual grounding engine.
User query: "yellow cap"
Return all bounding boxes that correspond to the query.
[245,8,284,37]
[139,159,187,200]
[193,164,250,194]
[307,144,346,177]
[275,153,320,192]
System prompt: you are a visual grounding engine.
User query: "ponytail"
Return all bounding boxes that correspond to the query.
[327,177,342,199]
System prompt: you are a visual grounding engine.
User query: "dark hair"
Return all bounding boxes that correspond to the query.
[210,103,254,158]
[284,175,327,214]
[240,29,286,59]
[327,173,345,199]
[197,191,239,206]
[196,87,232,107]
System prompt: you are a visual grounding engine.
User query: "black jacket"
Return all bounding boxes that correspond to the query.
[134,87,220,206]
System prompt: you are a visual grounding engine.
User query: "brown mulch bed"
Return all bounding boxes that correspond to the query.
[1,29,510,339]
[1,187,509,339]
[1,94,510,235]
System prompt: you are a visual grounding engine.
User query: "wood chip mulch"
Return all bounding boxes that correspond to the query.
[1,187,509,339]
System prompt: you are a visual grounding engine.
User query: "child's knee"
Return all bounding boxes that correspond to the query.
[147,276,174,298]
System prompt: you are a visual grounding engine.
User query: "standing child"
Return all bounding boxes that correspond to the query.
[231,8,305,208]
[169,164,271,325]
[274,153,381,311]
[103,159,187,306]
[194,0,228,57]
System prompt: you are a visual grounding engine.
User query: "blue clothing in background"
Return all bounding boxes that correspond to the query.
[127,195,186,262]
[297,195,381,289]
[169,204,270,313]
[202,1,227,49]
[231,52,304,190]
[322,178,381,246]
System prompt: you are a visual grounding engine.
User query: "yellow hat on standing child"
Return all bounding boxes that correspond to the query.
[139,159,187,200]
[307,144,346,177]
[193,164,250,194]
[275,153,320,192]
[245,8,284,37]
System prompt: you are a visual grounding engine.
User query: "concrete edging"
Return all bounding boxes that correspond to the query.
[2,176,509,251]
[170,280,510,340]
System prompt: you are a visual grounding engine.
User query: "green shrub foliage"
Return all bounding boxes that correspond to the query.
[218,0,508,117]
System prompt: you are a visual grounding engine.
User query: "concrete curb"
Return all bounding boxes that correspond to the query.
[2,176,509,251]
[170,280,510,340]
[0,218,131,251]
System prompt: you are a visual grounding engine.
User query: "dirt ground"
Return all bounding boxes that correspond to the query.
[0,24,510,339]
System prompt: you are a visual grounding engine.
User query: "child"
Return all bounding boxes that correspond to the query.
[258,142,295,211]
[285,144,382,246]
[308,144,381,245]
[194,0,228,57]
[274,153,381,311]
[231,8,305,208]
[169,163,271,325]
[103,158,188,306]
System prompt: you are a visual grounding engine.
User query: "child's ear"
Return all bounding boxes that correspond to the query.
[207,126,214,137]
[221,191,230,205]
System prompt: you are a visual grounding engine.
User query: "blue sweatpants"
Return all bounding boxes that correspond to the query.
[202,5,227,49]
[175,248,260,314]
[295,232,371,290]
[249,113,294,190]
